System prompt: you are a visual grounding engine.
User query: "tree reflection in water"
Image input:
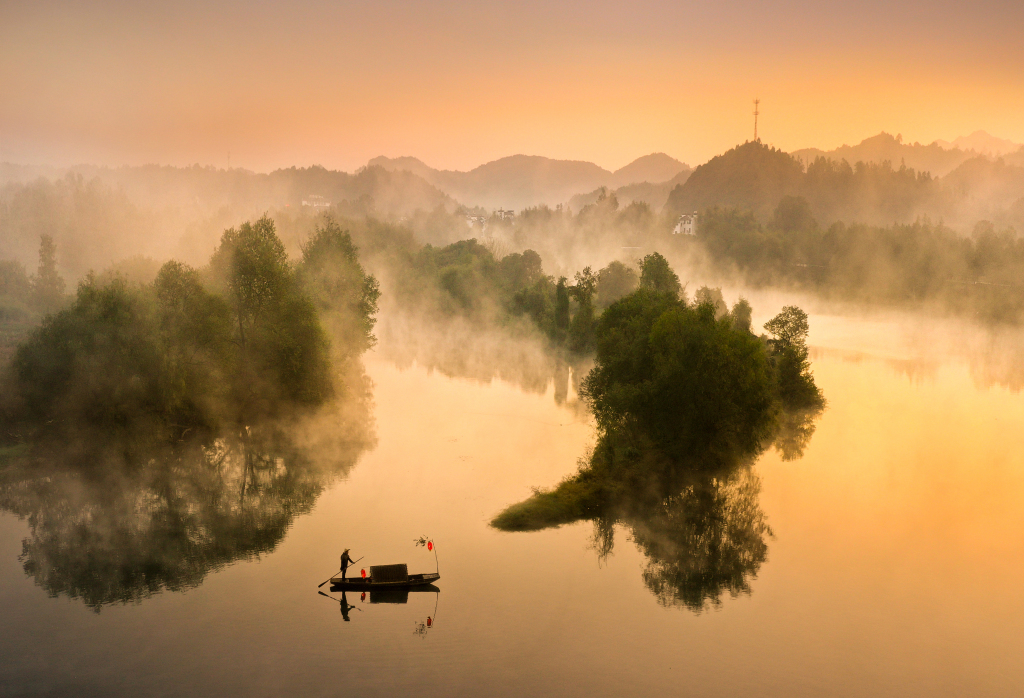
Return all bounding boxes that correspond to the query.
[495,409,820,613]
[0,409,373,610]
[591,468,771,612]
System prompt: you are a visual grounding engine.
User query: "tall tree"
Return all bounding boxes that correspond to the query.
[210,216,332,413]
[639,252,681,298]
[554,277,571,335]
[568,267,597,354]
[33,235,66,311]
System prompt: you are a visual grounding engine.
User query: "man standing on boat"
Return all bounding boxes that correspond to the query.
[340,549,356,580]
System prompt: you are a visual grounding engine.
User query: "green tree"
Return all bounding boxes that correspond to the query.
[763,305,809,348]
[497,250,544,293]
[639,252,681,297]
[32,235,66,311]
[583,290,778,466]
[154,261,234,428]
[0,261,32,301]
[568,267,597,354]
[763,306,822,410]
[730,298,753,333]
[7,276,164,432]
[299,215,380,358]
[554,277,571,334]
[208,215,333,414]
[694,285,727,318]
[596,261,639,309]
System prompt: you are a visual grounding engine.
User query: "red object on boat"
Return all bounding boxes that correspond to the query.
[427,541,433,551]
[361,568,366,578]
[360,592,366,602]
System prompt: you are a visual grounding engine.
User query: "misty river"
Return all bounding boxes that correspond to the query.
[1,308,1022,698]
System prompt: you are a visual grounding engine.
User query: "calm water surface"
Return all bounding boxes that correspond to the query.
[1,312,1023,697]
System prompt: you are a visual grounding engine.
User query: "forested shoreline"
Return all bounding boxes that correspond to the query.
[0,215,378,444]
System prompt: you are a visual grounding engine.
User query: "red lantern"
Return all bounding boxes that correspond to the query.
[360,592,366,602]
[361,568,366,578]
[427,541,433,551]
[427,617,432,627]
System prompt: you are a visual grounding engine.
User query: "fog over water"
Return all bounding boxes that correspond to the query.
[3,170,1024,694]
[5,0,1024,691]
[0,299,1022,695]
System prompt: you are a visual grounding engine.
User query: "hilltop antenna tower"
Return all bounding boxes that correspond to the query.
[753,98,760,142]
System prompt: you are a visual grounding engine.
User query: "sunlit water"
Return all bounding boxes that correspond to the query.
[2,312,1024,697]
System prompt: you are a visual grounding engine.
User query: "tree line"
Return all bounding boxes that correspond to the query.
[493,253,824,533]
[0,215,378,442]
[691,196,1024,323]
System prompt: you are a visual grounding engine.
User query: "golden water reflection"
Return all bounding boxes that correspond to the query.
[0,409,373,609]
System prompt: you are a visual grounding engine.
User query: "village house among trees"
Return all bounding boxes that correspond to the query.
[673,212,698,236]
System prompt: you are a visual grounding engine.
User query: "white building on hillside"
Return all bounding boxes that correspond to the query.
[673,212,698,236]
[302,194,331,209]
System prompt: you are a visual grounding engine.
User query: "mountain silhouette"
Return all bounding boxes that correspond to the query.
[935,131,1022,158]
[790,132,1014,178]
[666,141,804,220]
[367,153,689,210]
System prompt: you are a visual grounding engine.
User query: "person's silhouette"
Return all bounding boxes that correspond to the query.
[340,591,357,621]
[340,549,355,579]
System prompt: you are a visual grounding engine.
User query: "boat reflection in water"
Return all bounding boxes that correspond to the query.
[0,411,373,610]
[319,585,440,635]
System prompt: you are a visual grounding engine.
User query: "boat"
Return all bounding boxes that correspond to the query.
[330,563,440,590]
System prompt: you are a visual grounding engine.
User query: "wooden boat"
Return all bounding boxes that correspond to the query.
[329,580,440,607]
[330,563,439,590]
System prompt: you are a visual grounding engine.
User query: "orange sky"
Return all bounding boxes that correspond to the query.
[2,0,1022,172]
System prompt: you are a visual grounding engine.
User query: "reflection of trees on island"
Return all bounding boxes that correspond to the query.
[0,422,372,610]
[600,468,772,612]
[494,263,824,612]
[377,311,592,413]
[497,445,798,613]
[0,213,379,609]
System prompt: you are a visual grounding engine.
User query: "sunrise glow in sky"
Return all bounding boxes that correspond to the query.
[2,0,1022,172]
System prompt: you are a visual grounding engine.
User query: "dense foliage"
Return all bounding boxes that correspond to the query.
[0,215,377,441]
[582,289,780,467]
[493,260,825,530]
[693,198,1024,323]
[492,262,824,610]
[665,139,1024,231]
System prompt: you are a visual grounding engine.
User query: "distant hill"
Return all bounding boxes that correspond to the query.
[940,156,1024,222]
[935,131,1022,158]
[569,169,692,212]
[791,132,973,178]
[665,138,1024,230]
[666,141,804,220]
[367,153,690,210]
[0,163,456,277]
[608,153,690,189]
[1003,147,1024,168]
[46,163,456,219]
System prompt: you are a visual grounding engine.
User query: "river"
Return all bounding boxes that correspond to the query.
[1,309,1023,697]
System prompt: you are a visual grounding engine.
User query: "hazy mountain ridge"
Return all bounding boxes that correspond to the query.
[0,163,456,278]
[1,162,455,218]
[368,152,691,210]
[936,131,1022,157]
[569,169,693,213]
[792,131,1023,178]
[667,140,1024,231]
